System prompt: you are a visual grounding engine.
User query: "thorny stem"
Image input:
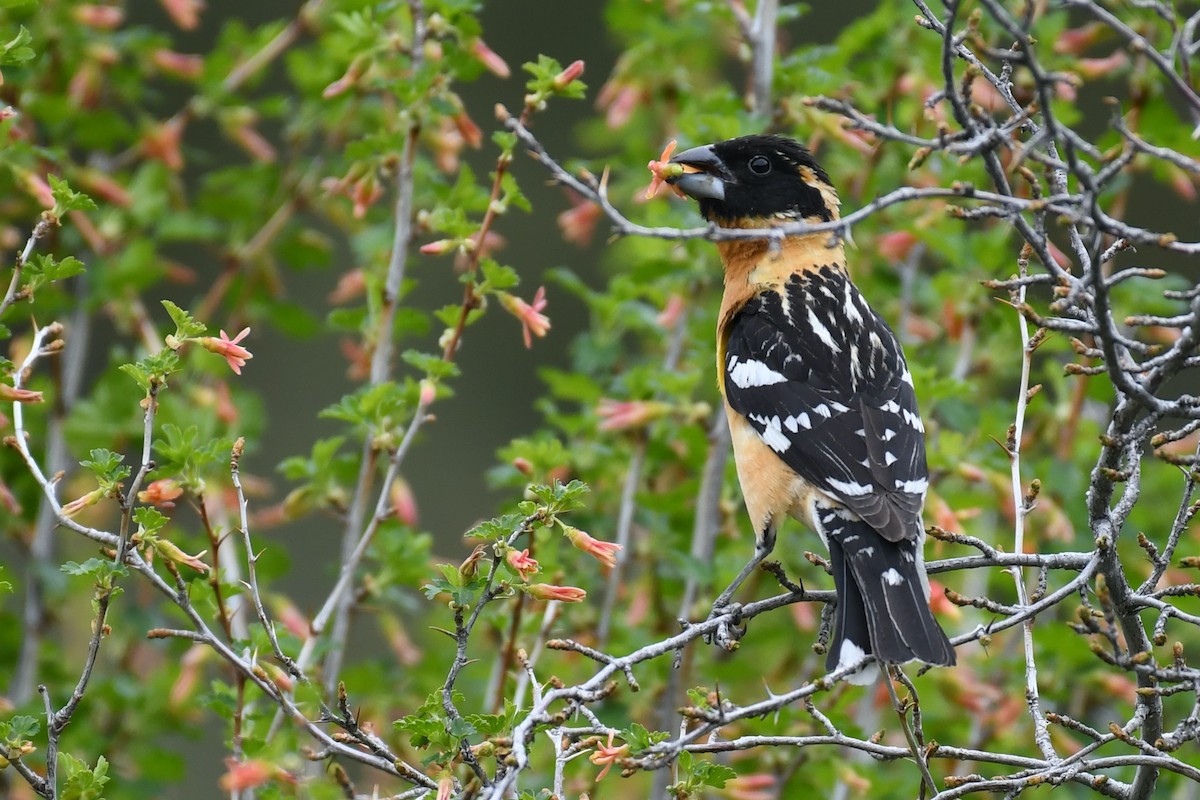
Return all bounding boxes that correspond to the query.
[1006,253,1057,763]
[323,0,426,695]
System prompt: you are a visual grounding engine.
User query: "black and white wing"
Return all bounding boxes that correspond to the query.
[722,265,927,543]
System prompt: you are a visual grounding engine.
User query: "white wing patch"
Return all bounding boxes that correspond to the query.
[894,478,929,494]
[827,477,874,497]
[882,568,904,586]
[728,356,788,388]
[749,413,790,453]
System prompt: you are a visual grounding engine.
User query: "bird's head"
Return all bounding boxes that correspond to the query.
[666,134,840,226]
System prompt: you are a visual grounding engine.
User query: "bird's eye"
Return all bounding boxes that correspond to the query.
[748,155,771,175]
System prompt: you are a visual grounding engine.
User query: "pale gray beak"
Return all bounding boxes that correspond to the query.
[668,143,729,201]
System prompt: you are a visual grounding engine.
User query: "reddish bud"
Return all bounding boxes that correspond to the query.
[1,383,44,404]
[557,197,602,246]
[160,0,203,31]
[656,294,687,330]
[471,39,510,78]
[552,59,585,90]
[525,583,586,602]
[563,526,621,568]
[138,479,184,508]
[153,49,203,79]
[390,477,419,527]
[73,4,124,29]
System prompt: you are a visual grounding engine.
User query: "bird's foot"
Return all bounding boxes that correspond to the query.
[705,601,746,651]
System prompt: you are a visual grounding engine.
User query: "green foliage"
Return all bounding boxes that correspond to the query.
[1,0,1197,798]
[58,753,110,800]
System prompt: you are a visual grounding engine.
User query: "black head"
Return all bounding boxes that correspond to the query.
[666,134,838,225]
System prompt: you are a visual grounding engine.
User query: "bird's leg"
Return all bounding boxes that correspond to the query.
[707,527,776,650]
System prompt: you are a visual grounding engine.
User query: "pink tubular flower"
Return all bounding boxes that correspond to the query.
[470,39,510,78]
[563,526,621,568]
[151,538,211,574]
[199,328,253,375]
[220,759,282,791]
[557,196,602,247]
[390,477,419,527]
[500,287,550,348]
[645,139,678,200]
[722,774,777,800]
[505,548,540,580]
[435,773,454,800]
[596,398,670,432]
[73,4,124,29]
[656,294,686,329]
[552,59,585,90]
[138,478,184,508]
[161,0,203,30]
[589,730,629,781]
[0,383,44,403]
[152,49,203,79]
[61,488,105,518]
[526,583,586,603]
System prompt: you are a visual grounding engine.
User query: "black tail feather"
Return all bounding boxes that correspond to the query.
[821,511,955,676]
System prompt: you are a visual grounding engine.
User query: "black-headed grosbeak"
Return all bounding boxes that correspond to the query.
[666,134,956,683]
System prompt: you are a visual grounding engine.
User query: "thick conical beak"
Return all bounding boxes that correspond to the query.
[667,143,728,201]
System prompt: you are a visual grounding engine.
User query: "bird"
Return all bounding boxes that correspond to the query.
[663,134,956,684]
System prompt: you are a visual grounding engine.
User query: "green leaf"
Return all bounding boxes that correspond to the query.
[132,507,169,535]
[0,25,35,65]
[161,300,207,339]
[0,714,40,740]
[59,753,110,800]
[48,174,97,214]
[80,449,130,483]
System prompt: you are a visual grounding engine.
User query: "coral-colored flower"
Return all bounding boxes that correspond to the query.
[435,772,454,800]
[199,328,253,375]
[230,122,277,163]
[526,583,586,603]
[152,538,211,573]
[505,548,540,579]
[927,579,962,620]
[597,81,642,129]
[351,174,382,219]
[161,0,203,30]
[596,398,670,432]
[656,294,687,329]
[61,488,105,518]
[500,287,550,348]
[141,117,186,172]
[453,110,483,149]
[220,759,282,791]
[73,4,124,29]
[470,39,510,78]
[589,730,629,781]
[1054,22,1106,55]
[557,195,602,246]
[1,383,44,403]
[722,774,776,800]
[153,49,203,79]
[877,231,918,265]
[390,477,418,527]
[645,139,682,200]
[138,479,184,508]
[20,171,55,209]
[328,268,366,304]
[563,526,621,568]
[553,59,585,90]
